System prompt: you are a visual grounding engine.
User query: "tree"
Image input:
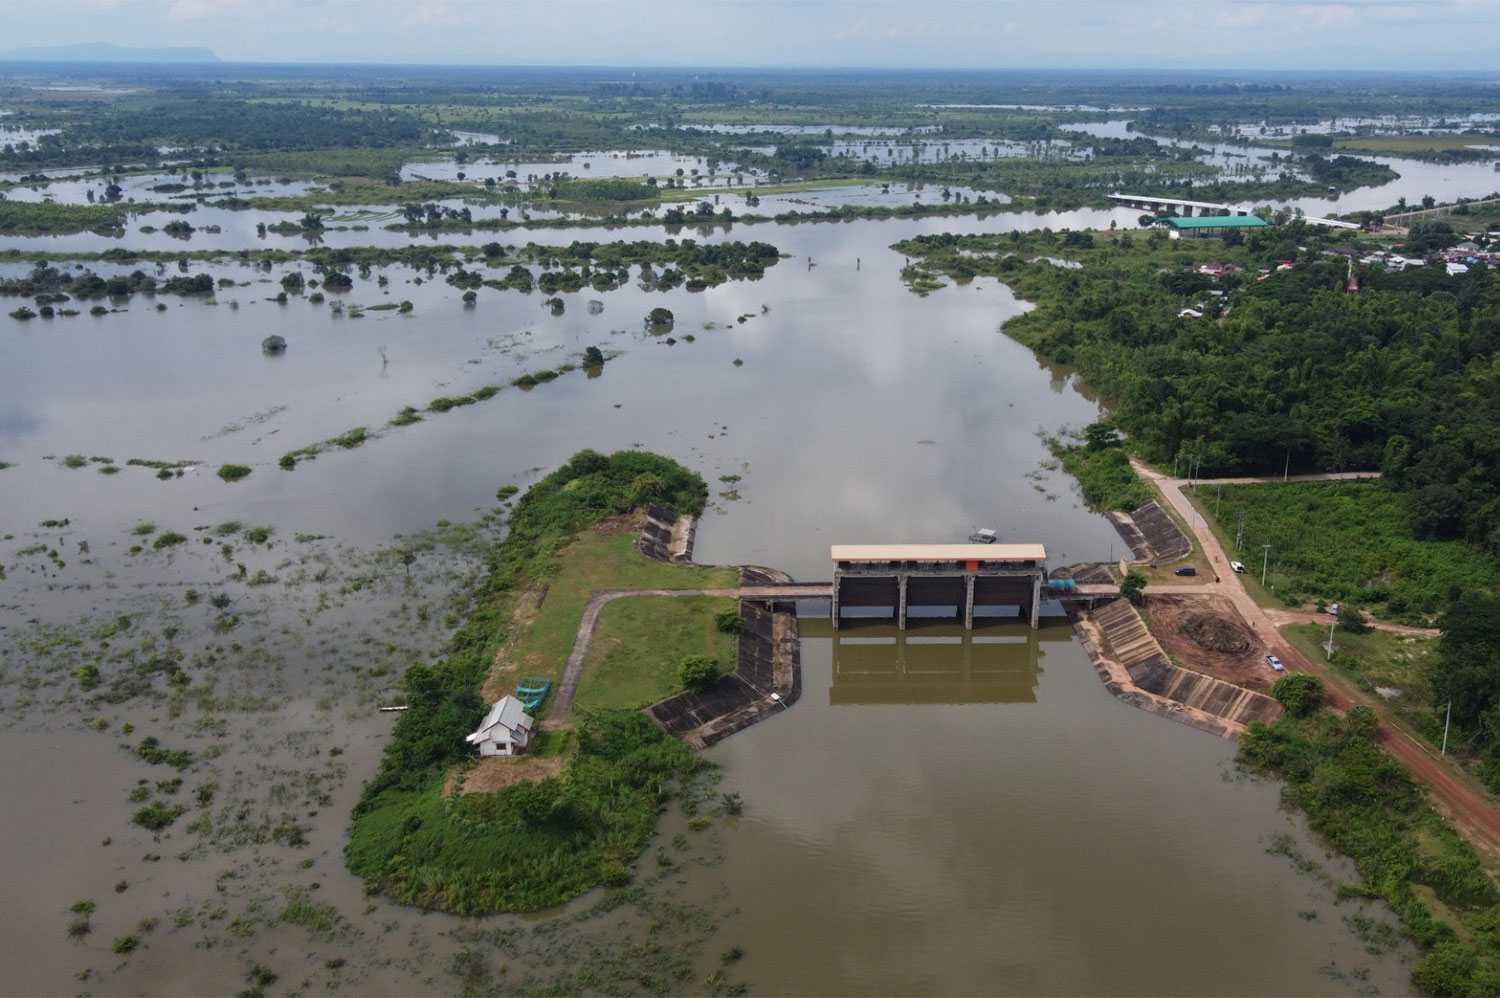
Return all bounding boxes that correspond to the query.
[679,655,724,692]
[1271,672,1324,717]
[1084,422,1122,451]
[582,345,605,368]
[645,307,674,330]
[1432,592,1500,728]
[1338,605,1371,634]
[1120,571,1146,606]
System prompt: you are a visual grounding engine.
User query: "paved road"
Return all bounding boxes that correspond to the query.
[1132,460,1500,858]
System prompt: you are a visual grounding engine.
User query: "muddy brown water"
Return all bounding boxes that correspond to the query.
[0,209,1425,994]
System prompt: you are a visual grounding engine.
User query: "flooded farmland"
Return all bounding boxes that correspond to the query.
[0,163,1471,994]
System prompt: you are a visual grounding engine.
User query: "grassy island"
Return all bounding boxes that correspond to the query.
[346,449,738,915]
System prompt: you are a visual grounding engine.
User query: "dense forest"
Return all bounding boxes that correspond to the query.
[898,225,1500,792]
[897,226,1500,549]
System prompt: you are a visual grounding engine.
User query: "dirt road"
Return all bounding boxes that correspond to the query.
[1131,460,1500,859]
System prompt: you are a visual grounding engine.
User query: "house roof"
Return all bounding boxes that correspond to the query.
[466,695,533,743]
[832,543,1046,562]
[1161,215,1269,229]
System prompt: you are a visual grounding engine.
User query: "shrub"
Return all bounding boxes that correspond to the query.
[679,654,725,692]
[1339,605,1372,634]
[333,427,367,449]
[132,802,186,832]
[217,464,251,482]
[152,531,188,550]
[1271,673,1324,717]
[599,860,632,887]
[714,609,744,634]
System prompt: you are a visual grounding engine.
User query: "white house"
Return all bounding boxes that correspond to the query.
[465,695,534,757]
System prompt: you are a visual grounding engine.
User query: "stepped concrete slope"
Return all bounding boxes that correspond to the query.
[1078,599,1282,737]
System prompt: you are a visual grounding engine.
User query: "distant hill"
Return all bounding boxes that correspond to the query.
[0,43,220,64]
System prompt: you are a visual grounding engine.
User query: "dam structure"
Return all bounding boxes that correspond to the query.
[831,543,1050,630]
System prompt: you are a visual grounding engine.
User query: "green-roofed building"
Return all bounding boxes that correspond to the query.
[1160,215,1269,239]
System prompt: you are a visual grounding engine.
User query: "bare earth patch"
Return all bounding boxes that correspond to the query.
[448,755,566,796]
[480,580,549,703]
[594,511,647,535]
[1144,593,1275,691]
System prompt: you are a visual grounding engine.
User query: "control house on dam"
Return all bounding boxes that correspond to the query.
[830,544,1048,630]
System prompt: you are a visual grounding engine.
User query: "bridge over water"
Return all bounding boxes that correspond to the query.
[1109,192,1361,230]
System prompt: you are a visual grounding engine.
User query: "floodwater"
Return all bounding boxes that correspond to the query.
[1064,119,1500,215]
[0,159,1467,994]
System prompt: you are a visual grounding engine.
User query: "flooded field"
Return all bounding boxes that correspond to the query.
[2,155,1476,993]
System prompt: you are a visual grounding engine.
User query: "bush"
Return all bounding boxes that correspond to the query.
[679,654,725,692]
[1271,672,1324,717]
[1120,571,1146,606]
[152,531,187,550]
[714,609,744,634]
[216,464,251,482]
[132,802,186,832]
[1339,605,1372,634]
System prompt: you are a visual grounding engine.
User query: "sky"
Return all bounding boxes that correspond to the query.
[4,0,1500,72]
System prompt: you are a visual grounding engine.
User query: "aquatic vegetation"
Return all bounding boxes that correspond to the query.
[216,464,252,482]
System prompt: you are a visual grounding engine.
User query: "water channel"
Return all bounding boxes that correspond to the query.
[0,147,1470,993]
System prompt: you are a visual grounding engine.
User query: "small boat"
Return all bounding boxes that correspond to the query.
[967,528,998,544]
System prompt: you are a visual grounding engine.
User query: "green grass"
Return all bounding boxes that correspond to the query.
[1332,135,1500,155]
[1280,622,1439,736]
[576,595,736,712]
[1196,480,1500,624]
[505,531,738,693]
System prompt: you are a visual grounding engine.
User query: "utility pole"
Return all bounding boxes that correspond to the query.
[1262,543,1272,586]
[1216,485,1222,522]
[1283,449,1290,483]
[1442,698,1453,756]
[1326,614,1337,660]
[1235,510,1246,550]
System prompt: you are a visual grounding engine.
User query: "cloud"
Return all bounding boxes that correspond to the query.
[168,0,248,19]
[401,0,479,26]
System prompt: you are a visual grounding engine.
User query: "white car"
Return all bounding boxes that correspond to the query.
[1266,655,1284,671]
[1230,561,1245,573]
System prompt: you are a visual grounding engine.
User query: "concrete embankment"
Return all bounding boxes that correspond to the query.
[646,570,803,749]
[1070,596,1282,738]
[635,511,803,748]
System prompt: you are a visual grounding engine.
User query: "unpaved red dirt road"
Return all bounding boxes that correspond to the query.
[1133,460,1500,861]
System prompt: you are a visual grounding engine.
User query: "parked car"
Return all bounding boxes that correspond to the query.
[1330,602,1340,615]
[1174,566,1197,576]
[1265,654,1284,671]
[1230,561,1245,573]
